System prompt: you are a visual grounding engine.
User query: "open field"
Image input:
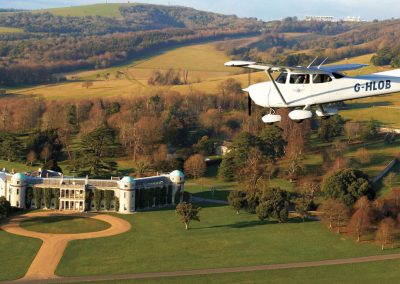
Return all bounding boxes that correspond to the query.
[0,229,42,281]
[82,258,400,284]
[56,205,398,277]
[0,26,23,33]
[0,159,36,173]
[10,39,254,100]
[21,216,111,234]
[35,3,135,18]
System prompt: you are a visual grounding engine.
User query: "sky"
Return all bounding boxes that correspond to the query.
[1,0,400,21]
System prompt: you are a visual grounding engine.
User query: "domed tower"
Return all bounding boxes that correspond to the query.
[118,176,136,214]
[9,173,27,209]
[169,170,184,204]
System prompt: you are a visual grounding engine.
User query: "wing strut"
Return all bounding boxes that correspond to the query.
[265,68,287,106]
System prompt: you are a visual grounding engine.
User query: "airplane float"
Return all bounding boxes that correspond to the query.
[224,59,400,124]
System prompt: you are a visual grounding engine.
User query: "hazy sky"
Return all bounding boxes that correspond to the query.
[1,0,400,21]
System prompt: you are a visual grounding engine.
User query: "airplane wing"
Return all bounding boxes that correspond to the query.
[225,61,368,74]
[317,64,368,72]
[224,61,327,74]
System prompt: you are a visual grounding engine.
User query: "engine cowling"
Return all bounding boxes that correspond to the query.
[288,110,313,122]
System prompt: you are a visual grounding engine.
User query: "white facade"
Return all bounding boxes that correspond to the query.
[0,170,185,214]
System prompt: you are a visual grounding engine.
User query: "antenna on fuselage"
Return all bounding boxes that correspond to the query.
[307,57,319,68]
[318,57,329,69]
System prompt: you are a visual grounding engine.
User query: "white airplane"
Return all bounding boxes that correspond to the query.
[224,59,400,124]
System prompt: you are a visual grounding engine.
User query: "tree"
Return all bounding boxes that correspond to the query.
[237,147,265,191]
[287,152,303,182]
[26,150,37,166]
[318,115,345,142]
[375,217,396,250]
[228,190,247,214]
[318,199,350,232]
[256,187,290,223]
[295,197,311,221]
[0,196,11,218]
[82,81,94,89]
[79,125,119,177]
[184,154,206,179]
[195,136,214,156]
[361,119,378,141]
[218,152,236,181]
[355,148,371,165]
[322,168,374,206]
[175,202,201,230]
[347,199,372,242]
[259,126,287,161]
[344,122,361,143]
[40,143,52,164]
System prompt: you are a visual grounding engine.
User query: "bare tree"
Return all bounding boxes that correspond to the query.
[26,150,37,166]
[347,200,372,242]
[375,217,396,250]
[318,199,350,233]
[344,121,361,143]
[184,154,206,179]
[355,148,371,165]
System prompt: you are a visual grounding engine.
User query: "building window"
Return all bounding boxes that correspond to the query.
[17,189,19,195]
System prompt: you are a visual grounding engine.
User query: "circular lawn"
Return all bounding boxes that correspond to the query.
[20,215,111,234]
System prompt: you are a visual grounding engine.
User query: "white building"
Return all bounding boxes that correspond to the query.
[305,16,336,22]
[0,170,185,214]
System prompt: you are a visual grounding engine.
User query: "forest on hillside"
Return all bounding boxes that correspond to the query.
[0,4,263,86]
[225,17,400,67]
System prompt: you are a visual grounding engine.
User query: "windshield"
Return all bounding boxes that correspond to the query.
[276,72,288,84]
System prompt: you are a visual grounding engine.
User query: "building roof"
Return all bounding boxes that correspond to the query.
[121,176,135,184]
[170,170,184,178]
[12,172,26,181]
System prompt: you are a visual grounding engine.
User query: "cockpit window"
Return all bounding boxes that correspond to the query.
[332,72,345,79]
[290,74,310,84]
[276,72,288,84]
[313,74,332,84]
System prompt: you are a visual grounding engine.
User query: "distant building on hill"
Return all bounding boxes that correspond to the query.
[0,169,185,214]
[304,15,363,22]
[305,16,335,22]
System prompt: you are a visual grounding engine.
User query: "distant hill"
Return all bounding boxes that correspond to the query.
[0,4,262,35]
[0,3,262,86]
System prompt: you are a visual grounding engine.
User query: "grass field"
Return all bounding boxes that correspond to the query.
[0,26,23,34]
[0,230,42,281]
[11,39,253,100]
[84,259,400,284]
[0,159,36,173]
[56,205,398,277]
[20,216,111,234]
[36,3,135,18]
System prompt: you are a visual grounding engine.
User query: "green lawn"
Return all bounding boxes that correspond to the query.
[0,159,36,173]
[38,4,134,18]
[0,230,42,281]
[20,216,111,234]
[56,206,399,277]
[84,258,400,284]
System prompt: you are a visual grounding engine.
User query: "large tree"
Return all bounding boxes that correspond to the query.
[184,154,206,179]
[375,217,396,250]
[228,190,247,214]
[322,168,374,206]
[318,199,350,232]
[79,125,119,177]
[347,198,372,242]
[175,202,201,230]
[256,187,290,223]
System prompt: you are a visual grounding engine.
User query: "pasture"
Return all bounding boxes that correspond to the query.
[56,205,395,277]
[36,3,134,18]
[0,26,23,33]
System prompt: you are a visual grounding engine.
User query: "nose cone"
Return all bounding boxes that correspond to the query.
[245,82,270,108]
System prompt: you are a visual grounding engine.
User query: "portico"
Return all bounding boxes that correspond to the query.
[59,187,86,212]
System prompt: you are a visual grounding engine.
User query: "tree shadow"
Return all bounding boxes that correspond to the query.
[194,216,317,230]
